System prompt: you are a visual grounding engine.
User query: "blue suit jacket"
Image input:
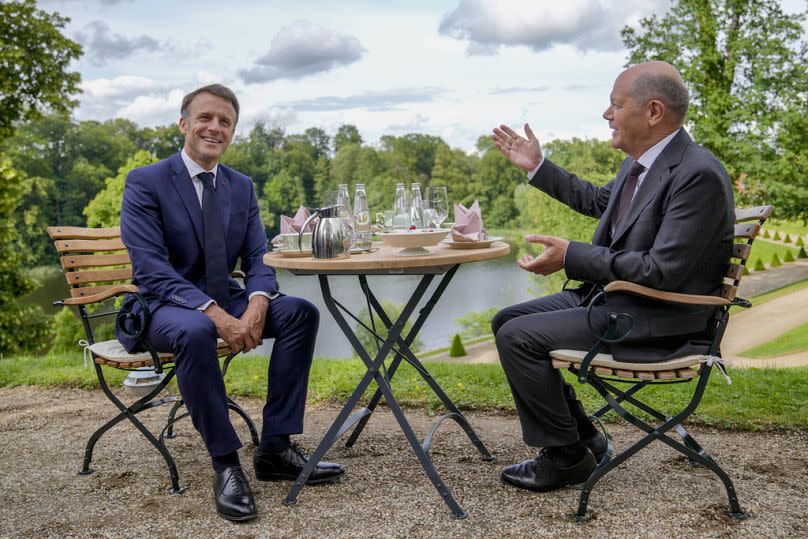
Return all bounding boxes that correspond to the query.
[117,152,278,350]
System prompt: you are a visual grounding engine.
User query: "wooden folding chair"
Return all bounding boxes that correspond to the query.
[550,205,774,521]
[47,226,258,493]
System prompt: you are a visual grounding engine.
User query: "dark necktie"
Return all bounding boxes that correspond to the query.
[611,161,646,233]
[199,172,229,309]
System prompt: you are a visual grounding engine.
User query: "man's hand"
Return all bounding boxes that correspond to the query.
[203,304,254,354]
[517,234,569,276]
[239,295,269,352]
[492,123,543,172]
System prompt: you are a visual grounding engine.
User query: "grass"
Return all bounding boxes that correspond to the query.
[766,219,808,236]
[747,239,800,270]
[1,353,807,431]
[740,321,808,359]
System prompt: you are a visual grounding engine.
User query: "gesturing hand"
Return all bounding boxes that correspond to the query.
[492,123,543,172]
[517,234,569,276]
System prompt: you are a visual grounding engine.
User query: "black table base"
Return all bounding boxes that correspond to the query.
[282,265,494,518]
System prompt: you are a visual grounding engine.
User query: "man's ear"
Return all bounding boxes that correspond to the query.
[647,99,666,127]
[178,115,188,135]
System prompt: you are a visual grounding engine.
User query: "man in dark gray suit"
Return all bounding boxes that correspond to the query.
[490,61,734,492]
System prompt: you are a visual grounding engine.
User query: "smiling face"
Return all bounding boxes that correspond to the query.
[179,92,237,170]
[602,70,650,160]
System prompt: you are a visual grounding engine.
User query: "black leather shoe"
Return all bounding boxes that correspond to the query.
[214,466,256,522]
[254,443,344,484]
[501,448,596,492]
[581,429,608,462]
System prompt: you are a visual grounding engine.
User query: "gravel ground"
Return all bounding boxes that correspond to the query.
[1,386,806,539]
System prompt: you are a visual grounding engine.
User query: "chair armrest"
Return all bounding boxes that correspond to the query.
[63,284,140,305]
[603,281,731,306]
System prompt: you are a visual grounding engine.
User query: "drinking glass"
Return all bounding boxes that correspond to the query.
[425,186,448,228]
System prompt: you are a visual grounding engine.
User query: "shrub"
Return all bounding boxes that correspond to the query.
[770,253,782,268]
[798,247,808,259]
[52,308,85,352]
[773,231,782,241]
[742,265,750,275]
[449,334,467,357]
[796,236,805,247]
[754,259,766,271]
[784,250,795,263]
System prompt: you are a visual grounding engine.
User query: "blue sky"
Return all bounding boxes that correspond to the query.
[43,0,806,152]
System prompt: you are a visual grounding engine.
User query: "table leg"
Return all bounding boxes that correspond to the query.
[345,271,493,461]
[284,273,470,518]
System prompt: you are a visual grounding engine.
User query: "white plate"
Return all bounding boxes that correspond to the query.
[376,229,449,249]
[442,236,503,249]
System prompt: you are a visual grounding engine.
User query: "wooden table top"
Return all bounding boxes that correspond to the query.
[264,241,511,275]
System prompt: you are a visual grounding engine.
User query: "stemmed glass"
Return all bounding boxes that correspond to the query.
[424,186,448,229]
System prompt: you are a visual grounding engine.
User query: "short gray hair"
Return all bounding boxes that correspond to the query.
[631,73,689,123]
[180,84,240,123]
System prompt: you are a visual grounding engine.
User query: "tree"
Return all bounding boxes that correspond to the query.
[0,157,51,354]
[262,170,308,235]
[334,124,363,153]
[0,1,82,141]
[84,151,158,227]
[622,0,808,219]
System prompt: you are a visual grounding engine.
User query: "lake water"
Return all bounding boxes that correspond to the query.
[25,243,542,358]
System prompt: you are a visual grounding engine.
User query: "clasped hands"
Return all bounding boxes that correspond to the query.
[204,296,269,353]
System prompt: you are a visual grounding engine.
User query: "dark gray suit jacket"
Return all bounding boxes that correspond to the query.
[529,129,735,362]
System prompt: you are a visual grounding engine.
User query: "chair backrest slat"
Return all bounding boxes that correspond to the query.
[731,243,752,261]
[60,253,131,269]
[735,206,774,223]
[65,268,133,286]
[54,238,126,253]
[48,226,133,301]
[47,226,121,240]
[725,263,744,281]
[720,205,774,300]
[734,223,760,239]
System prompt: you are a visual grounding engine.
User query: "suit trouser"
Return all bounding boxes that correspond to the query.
[146,291,319,457]
[492,289,608,448]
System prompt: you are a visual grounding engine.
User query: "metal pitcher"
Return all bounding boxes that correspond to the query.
[299,206,351,259]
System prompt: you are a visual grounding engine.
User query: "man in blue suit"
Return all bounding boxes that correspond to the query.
[118,84,343,521]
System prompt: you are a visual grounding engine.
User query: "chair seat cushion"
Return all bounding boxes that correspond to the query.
[550,349,705,380]
[89,339,231,369]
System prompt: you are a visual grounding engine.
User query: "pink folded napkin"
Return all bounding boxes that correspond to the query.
[451,201,487,242]
[280,206,316,234]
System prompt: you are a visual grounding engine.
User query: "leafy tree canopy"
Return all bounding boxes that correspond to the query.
[0,0,82,141]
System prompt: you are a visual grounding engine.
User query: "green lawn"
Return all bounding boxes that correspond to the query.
[741,321,808,359]
[766,218,808,236]
[1,353,806,431]
[747,239,801,269]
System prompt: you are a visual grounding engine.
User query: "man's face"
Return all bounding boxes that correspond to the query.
[602,71,649,159]
[179,92,237,169]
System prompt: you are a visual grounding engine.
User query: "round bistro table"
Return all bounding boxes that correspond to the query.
[264,240,510,519]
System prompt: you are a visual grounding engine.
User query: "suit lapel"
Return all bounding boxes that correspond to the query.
[610,129,691,245]
[169,154,204,248]
[592,163,629,246]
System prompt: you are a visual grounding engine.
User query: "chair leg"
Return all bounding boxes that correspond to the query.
[86,365,185,494]
[576,371,745,521]
[164,399,185,439]
[227,396,259,446]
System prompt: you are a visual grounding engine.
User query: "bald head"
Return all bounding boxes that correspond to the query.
[623,61,689,125]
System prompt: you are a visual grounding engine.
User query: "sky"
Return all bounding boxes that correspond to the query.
[42,0,806,153]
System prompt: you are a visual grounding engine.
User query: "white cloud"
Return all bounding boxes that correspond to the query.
[439,0,666,55]
[116,89,185,126]
[81,75,163,98]
[238,20,365,83]
[74,21,160,66]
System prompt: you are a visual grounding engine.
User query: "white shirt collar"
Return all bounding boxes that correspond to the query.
[181,149,218,186]
[636,128,680,171]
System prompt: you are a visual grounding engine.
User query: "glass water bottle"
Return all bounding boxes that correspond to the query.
[410,183,426,229]
[393,183,410,229]
[353,183,372,249]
